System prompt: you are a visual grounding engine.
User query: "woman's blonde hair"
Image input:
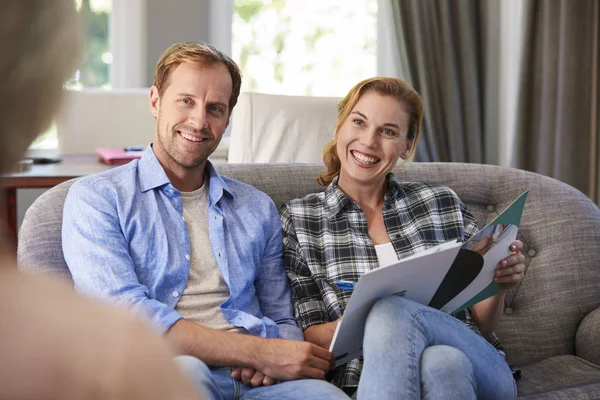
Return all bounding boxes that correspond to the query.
[317,77,425,186]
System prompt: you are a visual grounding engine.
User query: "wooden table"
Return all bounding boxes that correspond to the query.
[0,155,114,244]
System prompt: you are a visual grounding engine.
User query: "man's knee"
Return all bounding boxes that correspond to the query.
[421,345,473,382]
[175,355,212,383]
[294,379,348,398]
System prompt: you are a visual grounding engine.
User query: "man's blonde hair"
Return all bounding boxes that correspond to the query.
[317,77,425,186]
[153,41,242,115]
[0,0,79,173]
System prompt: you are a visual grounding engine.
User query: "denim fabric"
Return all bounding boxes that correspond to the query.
[63,146,301,340]
[175,356,349,400]
[357,296,516,400]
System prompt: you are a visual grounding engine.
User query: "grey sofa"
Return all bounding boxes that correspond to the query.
[17,162,600,399]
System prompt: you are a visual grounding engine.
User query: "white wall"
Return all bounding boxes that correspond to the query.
[144,0,232,86]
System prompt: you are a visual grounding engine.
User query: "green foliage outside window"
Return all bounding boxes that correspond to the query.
[31,0,111,149]
[232,0,377,97]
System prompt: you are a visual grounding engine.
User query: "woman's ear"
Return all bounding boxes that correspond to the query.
[401,139,414,160]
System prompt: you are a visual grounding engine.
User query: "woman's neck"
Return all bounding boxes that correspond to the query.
[337,177,388,212]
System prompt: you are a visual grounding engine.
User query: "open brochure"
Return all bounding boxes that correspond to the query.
[329,191,529,367]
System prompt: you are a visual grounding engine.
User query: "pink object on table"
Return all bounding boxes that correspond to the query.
[96,147,143,165]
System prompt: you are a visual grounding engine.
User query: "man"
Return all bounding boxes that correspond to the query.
[62,41,348,400]
[1,1,198,399]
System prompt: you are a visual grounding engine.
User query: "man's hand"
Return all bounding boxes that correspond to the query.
[231,367,276,387]
[252,339,333,381]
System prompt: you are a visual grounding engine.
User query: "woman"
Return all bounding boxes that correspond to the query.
[280,77,524,399]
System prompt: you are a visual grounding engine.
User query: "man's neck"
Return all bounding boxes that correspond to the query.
[166,166,206,192]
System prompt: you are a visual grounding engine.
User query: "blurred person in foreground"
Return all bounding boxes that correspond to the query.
[61,40,348,399]
[0,1,200,399]
[280,77,525,399]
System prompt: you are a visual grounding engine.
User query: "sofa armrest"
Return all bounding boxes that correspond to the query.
[576,306,600,365]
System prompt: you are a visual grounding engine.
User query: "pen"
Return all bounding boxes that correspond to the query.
[123,145,145,152]
[334,280,357,291]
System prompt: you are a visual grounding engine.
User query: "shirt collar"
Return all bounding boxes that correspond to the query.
[138,145,170,192]
[324,176,353,218]
[205,161,234,206]
[138,144,233,202]
[324,172,404,218]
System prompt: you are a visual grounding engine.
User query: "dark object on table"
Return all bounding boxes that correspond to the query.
[28,156,62,165]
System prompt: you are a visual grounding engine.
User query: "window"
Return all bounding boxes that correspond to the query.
[72,0,112,89]
[30,0,112,150]
[232,0,378,97]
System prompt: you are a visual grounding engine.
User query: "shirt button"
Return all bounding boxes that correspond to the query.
[172,291,179,298]
[527,249,536,257]
[185,254,190,261]
[385,204,392,210]
[182,215,185,221]
[168,189,174,195]
[218,252,221,257]
[504,307,514,315]
[395,234,401,239]
[486,205,495,212]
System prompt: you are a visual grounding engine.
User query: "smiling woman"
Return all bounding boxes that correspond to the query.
[279,76,524,398]
[318,77,423,187]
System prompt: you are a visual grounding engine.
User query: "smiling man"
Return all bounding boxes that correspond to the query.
[62,41,347,400]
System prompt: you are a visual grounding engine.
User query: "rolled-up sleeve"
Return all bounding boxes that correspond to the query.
[254,201,303,341]
[62,180,183,333]
[279,205,331,331]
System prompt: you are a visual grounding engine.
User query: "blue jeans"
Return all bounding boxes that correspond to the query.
[357,296,516,400]
[176,355,349,400]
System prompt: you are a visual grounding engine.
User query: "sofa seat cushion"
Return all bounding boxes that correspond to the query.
[518,355,600,398]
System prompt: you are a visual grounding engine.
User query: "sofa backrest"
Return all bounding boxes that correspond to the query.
[17,162,600,369]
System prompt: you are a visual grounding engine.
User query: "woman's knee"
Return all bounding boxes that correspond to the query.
[421,345,474,382]
[366,295,423,332]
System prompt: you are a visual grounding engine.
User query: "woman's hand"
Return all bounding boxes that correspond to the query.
[494,240,526,291]
[303,318,342,350]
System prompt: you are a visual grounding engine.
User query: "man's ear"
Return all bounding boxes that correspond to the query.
[149,85,160,118]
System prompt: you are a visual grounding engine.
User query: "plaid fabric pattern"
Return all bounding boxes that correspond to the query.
[280,173,504,392]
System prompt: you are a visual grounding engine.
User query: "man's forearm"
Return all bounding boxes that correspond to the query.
[166,319,263,368]
[167,318,335,382]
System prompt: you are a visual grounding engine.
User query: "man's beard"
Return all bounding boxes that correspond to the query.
[156,119,217,170]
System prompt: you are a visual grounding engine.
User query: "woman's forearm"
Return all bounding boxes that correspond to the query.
[303,319,342,349]
[470,290,507,338]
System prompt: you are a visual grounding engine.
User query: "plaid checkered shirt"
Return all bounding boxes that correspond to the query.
[280,173,504,393]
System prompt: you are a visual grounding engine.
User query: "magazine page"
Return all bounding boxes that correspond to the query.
[439,191,529,313]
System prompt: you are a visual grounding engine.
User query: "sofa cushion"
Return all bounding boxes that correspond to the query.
[517,355,600,398]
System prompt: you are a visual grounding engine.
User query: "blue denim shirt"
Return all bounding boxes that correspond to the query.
[62,146,302,340]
